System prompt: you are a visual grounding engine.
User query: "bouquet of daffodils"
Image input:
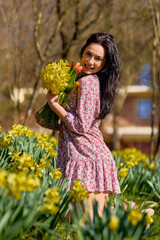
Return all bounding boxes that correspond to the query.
[36,60,82,129]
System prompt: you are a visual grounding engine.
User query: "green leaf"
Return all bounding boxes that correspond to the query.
[0,211,12,234]
[64,95,70,109]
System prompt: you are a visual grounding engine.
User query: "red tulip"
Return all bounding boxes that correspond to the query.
[74,82,80,87]
[69,61,73,67]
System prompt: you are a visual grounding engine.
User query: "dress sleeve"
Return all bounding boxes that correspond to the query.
[64,75,99,135]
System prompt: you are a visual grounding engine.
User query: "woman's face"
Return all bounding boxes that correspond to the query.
[81,43,106,75]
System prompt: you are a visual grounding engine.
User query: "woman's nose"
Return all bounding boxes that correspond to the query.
[88,57,94,66]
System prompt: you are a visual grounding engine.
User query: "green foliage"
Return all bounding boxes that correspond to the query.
[147,174,160,200]
[69,196,154,240]
[0,125,70,240]
[0,126,159,239]
[113,148,160,200]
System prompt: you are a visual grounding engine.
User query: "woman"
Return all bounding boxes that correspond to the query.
[36,32,121,220]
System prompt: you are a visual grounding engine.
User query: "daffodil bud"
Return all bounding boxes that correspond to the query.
[108,215,120,231]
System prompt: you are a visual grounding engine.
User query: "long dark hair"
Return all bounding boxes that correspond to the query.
[81,33,120,119]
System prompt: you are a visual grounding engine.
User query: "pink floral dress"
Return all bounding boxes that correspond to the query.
[56,74,121,194]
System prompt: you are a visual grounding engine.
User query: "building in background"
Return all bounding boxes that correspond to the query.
[101,64,159,155]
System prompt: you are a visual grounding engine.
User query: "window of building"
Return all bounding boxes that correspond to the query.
[138,100,152,118]
[139,64,151,86]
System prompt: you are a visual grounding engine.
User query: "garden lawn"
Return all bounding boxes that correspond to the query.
[145,211,160,240]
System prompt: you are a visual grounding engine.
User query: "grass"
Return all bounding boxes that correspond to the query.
[120,193,160,240]
[145,209,160,240]
[53,220,74,240]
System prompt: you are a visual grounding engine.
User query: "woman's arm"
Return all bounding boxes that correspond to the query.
[47,75,99,135]
[64,75,99,135]
[46,91,67,122]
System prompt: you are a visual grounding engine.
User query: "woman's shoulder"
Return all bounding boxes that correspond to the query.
[79,74,99,86]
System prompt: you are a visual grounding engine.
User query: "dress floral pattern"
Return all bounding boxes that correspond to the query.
[56,74,121,194]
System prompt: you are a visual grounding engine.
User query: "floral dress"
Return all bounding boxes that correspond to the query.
[56,74,121,194]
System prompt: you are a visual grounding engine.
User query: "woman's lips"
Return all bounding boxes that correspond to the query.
[84,64,93,70]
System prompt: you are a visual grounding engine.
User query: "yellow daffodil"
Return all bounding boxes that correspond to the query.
[34,132,41,139]
[108,215,120,231]
[42,132,50,141]
[7,173,18,186]
[0,169,9,188]
[41,201,60,215]
[45,187,60,203]
[8,124,33,137]
[118,167,129,179]
[9,150,21,161]
[49,168,62,180]
[2,171,40,200]
[148,163,155,170]
[70,179,89,201]
[20,126,33,137]
[41,187,60,215]
[9,186,22,200]
[25,174,40,191]
[145,214,154,225]
[49,136,58,146]
[7,172,40,192]
[123,238,133,240]
[128,209,143,226]
[35,163,44,177]
[8,173,27,192]
[40,156,50,168]
[0,134,12,149]
[117,162,124,169]
[49,149,57,158]
[8,124,23,137]
[126,161,135,168]
[18,152,35,168]
[35,134,57,157]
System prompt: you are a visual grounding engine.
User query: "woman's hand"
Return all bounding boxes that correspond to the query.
[46,90,68,122]
[46,90,58,108]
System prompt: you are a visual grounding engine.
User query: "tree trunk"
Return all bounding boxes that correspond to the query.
[150,39,157,162]
[148,0,160,161]
[111,102,121,150]
[23,61,42,125]
[154,68,160,161]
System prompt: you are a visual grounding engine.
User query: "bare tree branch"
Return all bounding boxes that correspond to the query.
[0,0,8,27]
[32,0,45,62]
[148,0,160,57]
[44,0,77,58]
